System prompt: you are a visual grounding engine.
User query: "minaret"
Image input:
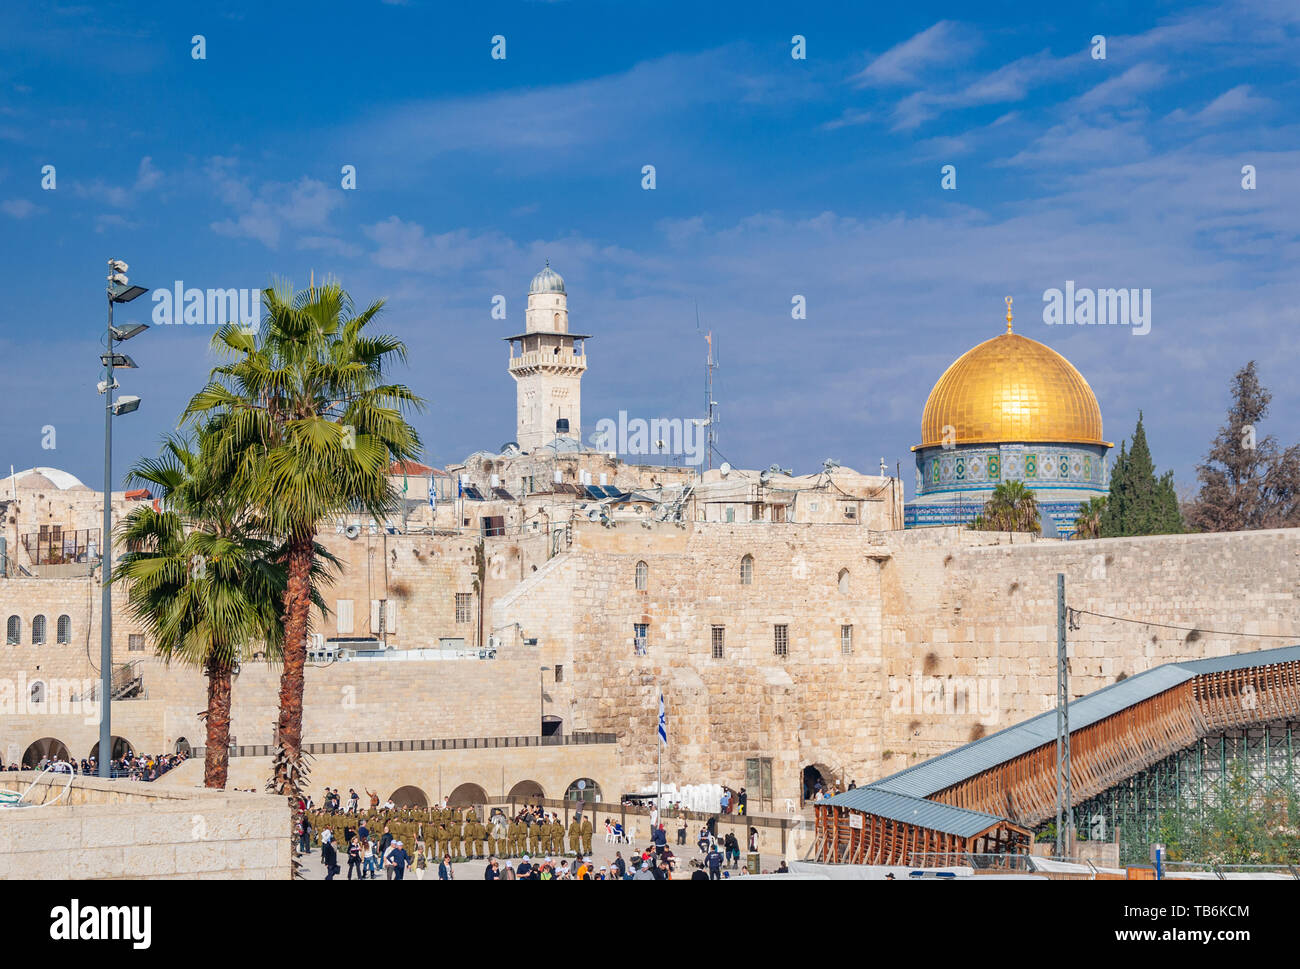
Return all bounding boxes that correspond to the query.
[504,262,590,451]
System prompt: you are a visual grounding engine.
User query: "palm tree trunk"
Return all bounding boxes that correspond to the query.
[203,659,233,788]
[274,532,315,794]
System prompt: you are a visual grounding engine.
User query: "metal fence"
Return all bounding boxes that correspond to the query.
[193,731,617,760]
[21,528,101,565]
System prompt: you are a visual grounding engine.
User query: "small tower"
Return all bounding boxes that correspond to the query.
[504,262,590,451]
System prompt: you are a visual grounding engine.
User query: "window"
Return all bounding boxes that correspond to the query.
[6,615,19,645]
[711,625,725,659]
[633,623,649,655]
[740,554,754,586]
[128,634,144,652]
[635,560,648,591]
[841,625,853,655]
[56,615,71,644]
[843,502,857,519]
[725,506,735,523]
[773,505,786,523]
[838,569,851,595]
[336,599,354,635]
[455,593,473,623]
[554,664,564,683]
[751,504,763,521]
[30,681,45,704]
[774,624,788,657]
[31,615,46,645]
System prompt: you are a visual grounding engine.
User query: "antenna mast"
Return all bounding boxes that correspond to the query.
[703,324,718,472]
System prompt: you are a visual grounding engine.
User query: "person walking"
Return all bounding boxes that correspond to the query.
[346,836,363,880]
[321,834,339,881]
[706,843,723,880]
[653,822,668,858]
[389,840,410,881]
[724,831,740,869]
[438,854,454,880]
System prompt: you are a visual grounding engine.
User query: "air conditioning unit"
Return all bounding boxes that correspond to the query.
[488,635,501,649]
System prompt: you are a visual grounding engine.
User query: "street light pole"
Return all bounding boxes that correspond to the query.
[98,260,148,778]
[98,289,115,777]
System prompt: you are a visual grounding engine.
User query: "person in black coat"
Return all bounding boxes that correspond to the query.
[321,836,339,880]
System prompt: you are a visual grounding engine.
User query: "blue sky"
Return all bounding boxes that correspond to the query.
[1,0,1297,498]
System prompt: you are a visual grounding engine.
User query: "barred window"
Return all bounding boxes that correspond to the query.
[6,615,19,645]
[635,560,648,591]
[31,615,46,645]
[57,615,71,644]
[711,625,725,660]
[774,624,788,657]
[128,634,145,652]
[455,593,473,623]
[555,664,564,683]
[841,625,853,655]
[740,554,754,586]
[633,623,649,655]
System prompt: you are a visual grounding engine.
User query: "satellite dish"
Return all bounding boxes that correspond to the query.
[344,524,362,540]
[759,469,772,485]
[587,508,601,521]
[719,462,731,478]
[588,431,609,449]
[500,441,520,455]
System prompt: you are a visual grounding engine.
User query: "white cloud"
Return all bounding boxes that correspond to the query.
[850,21,977,88]
[2,198,38,218]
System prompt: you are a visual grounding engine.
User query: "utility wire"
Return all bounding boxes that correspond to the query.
[1069,607,1298,640]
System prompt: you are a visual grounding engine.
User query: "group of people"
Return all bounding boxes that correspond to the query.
[0,750,187,782]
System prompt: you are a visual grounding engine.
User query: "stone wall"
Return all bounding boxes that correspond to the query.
[0,771,289,879]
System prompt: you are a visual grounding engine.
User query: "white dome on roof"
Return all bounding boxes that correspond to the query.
[12,467,90,491]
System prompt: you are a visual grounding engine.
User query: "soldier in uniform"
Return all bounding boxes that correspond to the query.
[478,817,491,858]
[529,816,542,856]
[568,816,583,856]
[448,817,463,859]
[581,814,594,856]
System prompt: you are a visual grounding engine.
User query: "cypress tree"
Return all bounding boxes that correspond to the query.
[1101,412,1184,536]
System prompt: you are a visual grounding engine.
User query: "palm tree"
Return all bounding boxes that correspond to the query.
[974,481,1041,532]
[183,279,423,799]
[113,434,288,788]
[1074,496,1107,539]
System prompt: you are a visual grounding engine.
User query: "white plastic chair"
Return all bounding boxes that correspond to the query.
[623,823,636,844]
[785,798,797,814]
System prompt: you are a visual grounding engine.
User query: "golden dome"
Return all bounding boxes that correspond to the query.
[915,326,1109,450]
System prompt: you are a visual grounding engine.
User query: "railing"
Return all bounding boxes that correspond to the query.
[111,661,144,699]
[193,731,617,760]
[20,528,101,565]
[908,851,1035,871]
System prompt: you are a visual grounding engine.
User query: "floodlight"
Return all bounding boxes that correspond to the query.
[112,395,141,416]
[109,283,148,303]
[110,322,149,342]
[100,353,137,368]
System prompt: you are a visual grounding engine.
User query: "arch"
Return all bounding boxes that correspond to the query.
[740,554,754,585]
[389,785,429,809]
[56,614,71,644]
[837,568,850,594]
[541,715,563,738]
[508,779,545,800]
[5,615,18,644]
[89,736,134,764]
[174,737,192,757]
[31,615,46,645]
[635,560,648,591]
[802,763,836,802]
[29,680,46,705]
[565,777,602,803]
[447,782,488,808]
[22,737,69,767]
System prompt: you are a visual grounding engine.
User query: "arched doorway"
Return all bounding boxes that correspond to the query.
[390,785,429,808]
[564,778,601,803]
[447,782,488,808]
[174,737,192,757]
[802,764,833,802]
[508,779,545,800]
[541,715,563,738]
[88,736,134,764]
[22,737,70,767]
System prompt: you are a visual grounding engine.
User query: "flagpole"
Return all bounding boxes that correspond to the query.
[657,683,663,817]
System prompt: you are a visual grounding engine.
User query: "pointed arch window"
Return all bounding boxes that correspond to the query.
[740,554,754,586]
[635,560,649,591]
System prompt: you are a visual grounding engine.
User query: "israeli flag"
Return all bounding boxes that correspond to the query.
[657,693,668,745]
